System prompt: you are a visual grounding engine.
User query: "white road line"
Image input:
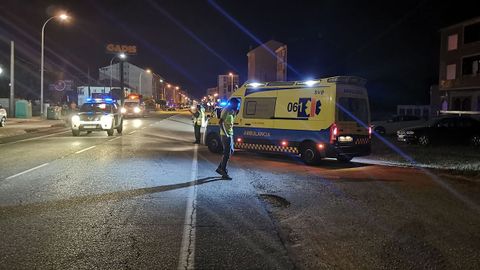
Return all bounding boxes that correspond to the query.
[5,163,49,180]
[0,130,70,146]
[107,137,121,142]
[75,145,96,154]
[129,131,136,135]
[178,144,198,270]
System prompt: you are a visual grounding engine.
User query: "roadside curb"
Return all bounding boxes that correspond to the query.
[354,157,480,181]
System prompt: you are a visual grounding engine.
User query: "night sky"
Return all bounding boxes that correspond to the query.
[0,0,478,114]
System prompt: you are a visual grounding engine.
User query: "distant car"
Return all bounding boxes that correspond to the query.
[121,101,146,118]
[70,98,123,136]
[0,103,6,127]
[372,115,427,135]
[397,116,480,146]
[166,107,176,111]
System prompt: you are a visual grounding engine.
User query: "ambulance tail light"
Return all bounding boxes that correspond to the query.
[330,123,338,144]
[281,140,288,147]
[237,137,243,143]
[317,143,325,150]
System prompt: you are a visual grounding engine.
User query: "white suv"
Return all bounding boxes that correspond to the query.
[0,104,7,127]
[70,98,123,136]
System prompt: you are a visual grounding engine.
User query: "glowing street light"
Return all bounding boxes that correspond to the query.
[139,68,153,95]
[110,53,127,88]
[228,72,235,92]
[40,12,70,115]
[0,67,3,75]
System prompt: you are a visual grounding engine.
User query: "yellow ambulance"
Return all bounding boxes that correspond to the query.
[205,76,371,165]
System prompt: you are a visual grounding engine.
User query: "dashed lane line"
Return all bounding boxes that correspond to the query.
[75,145,96,154]
[5,163,49,180]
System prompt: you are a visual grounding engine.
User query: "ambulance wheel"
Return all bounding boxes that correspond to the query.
[337,155,353,162]
[300,142,321,165]
[207,134,223,153]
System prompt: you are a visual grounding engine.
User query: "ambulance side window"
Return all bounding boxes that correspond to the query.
[243,98,276,119]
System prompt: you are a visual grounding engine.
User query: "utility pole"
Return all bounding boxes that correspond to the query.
[87,66,91,97]
[119,60,124,105]
[9,41,14,116]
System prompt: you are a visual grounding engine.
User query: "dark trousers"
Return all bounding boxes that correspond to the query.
[218,135,234,172]
[194,124,201,143]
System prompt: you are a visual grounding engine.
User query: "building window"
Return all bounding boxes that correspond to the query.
[462,55,480,76]
[446,64,456,80]
[464,22,480,44]
[447,34,458,50]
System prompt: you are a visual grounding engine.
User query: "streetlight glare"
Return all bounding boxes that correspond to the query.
[119,53,127,59]
[0,67,3,75]
[58,14,69,21]
[146,69,152,73]
[175,86,179,90]
[229,72,233,76]
[160,79,164,83]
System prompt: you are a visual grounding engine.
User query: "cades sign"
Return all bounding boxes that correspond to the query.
[105,43,137,55]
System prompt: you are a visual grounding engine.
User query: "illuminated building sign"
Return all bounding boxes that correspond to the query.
[106,44,137,55]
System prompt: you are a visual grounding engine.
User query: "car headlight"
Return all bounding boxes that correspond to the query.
[101,115,112,124]
[120,107,126,114]
[71,115,80,124]
[133,107,141,113]
[406,131,415,135]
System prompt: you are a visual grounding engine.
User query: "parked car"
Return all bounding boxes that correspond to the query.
[0,103,7,127]
[372,115,427,135]
[397,116,480,146]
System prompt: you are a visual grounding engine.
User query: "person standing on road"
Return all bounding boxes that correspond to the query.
[189,104,205,144]
[216,98,240,180]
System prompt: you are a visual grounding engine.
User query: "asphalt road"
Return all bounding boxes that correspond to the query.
[0,112,479,269]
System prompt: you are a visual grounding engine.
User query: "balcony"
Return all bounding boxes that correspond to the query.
[440,75,480,91]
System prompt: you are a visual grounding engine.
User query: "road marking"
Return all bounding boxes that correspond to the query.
[5,163,49,180]
[178,144,198,270]
[107,137,121,142]
[0,130,70,146]
[75,145,96,154]
[129,131,136,135]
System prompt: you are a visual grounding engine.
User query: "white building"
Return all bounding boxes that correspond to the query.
[99,62,153,98]
[217,74,239,100]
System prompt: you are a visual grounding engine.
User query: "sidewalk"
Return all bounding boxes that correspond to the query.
[0,117,66,138]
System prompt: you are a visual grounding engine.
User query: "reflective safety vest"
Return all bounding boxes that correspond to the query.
[194,108,205,126]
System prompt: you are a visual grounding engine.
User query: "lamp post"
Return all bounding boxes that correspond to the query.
[40,13,69,116]
[228,72,234,94]
[109,53,126,89]
[139,69,151,95]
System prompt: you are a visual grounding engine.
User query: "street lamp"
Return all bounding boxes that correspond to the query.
[139,69,151,95]
[40,12,69,116]
[109,53,126,89]
[228,72,234,94]
[0,67,3,75]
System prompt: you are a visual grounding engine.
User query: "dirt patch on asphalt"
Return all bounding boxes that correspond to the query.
[259,194,291,208]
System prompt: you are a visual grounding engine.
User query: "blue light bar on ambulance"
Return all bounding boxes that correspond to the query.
[219,101,228,107]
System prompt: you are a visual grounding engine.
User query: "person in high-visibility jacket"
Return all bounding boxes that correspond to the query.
[189,104,205,144]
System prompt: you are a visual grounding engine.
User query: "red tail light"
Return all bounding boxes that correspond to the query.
[330,123,338,144]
